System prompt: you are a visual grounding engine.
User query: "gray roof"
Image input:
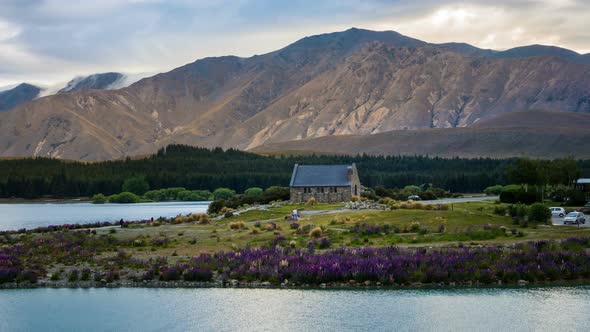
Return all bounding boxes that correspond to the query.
[578,178,590,184]
[290,164,353,187]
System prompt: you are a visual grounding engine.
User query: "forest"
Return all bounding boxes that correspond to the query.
[0,144,587,198]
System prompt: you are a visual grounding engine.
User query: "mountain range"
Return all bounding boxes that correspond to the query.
[1,28,589,160]
[0,72,142,112]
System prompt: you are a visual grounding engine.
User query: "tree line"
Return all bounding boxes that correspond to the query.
[0,144,588,198]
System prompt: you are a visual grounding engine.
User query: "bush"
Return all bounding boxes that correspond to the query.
[208,199,226,214]
[244,187,263,196]
[261,186,290,202]
[213,188,236,200]
[92,193,107,204]
[309,227,323,238]
[109,192,141,203]
[566,189,587,206]
[500,185,537,204]
[182,268,212,282]
[307,197,317,206]
[68,269,79,282]
[122,176,150,195]
[229,221,245,230]
[529,203,551,223]
[493,206,507,216]
[508,203,528,218]
[484,185,504,196]
[177,190,211,201]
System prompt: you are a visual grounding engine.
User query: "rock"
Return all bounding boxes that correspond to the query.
[320,283,326,288]
[364,280,371,286]
[261,281,271,287]
[518,280,529,286]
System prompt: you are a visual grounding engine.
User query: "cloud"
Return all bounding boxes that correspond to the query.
[0,0,589,86]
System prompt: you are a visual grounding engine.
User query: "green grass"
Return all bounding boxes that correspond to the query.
[95,200,590,257]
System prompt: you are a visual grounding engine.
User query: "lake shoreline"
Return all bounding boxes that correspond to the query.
[2,278,589,290]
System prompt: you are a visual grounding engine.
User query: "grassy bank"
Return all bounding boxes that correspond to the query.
[2,200,590,288]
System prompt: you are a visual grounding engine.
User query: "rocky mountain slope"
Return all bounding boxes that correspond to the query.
[0,72,142,112]
[0,83,42,112]
[252,111,590,158]
[57,72,125,93]
[0,28,589,160]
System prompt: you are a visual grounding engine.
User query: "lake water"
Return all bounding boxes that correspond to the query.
[0,202,209,231]
[0,287,589,331]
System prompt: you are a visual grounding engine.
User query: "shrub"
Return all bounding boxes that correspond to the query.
[183,267,213,282]
[208,199,226,214]
[484,185,504,196]
[410,222,421,232]
[177,190,211,201]
[244,187,263,196]
[196,214,210,224]
[309,227,323,238]
[159,267,181,281]
[290,222,300,230]
[80,268,91,281]
[307,197,317,206]
[350,195,360,202]
[493,206,507,216]
[500,185,538,204]
[529,203,551,223]
[566,189,587,206]
[213,188,236,200]
[229,221,245,230]
[122,176,150,195]
[508,203,528,218]
[92,193,107,204]
[261,186,290,202]
[109,192,141,204]
[318,237,331,249]
[68,269,79,282]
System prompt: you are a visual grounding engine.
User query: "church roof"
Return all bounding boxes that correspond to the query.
[289,164,354,187]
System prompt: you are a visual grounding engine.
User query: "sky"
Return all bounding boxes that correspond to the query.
[1,0,589,86]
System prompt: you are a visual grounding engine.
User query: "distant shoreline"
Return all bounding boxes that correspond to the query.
[2,279,589,290]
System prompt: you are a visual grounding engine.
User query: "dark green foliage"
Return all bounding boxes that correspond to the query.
[121,176,150,195]
[92,193,107,204]
[109,192,140,203]
[500,185,538,204]
[0,145,588,199]
[208,186,291,214]
[212,188,235,200]
[145,188,211,201]
[484,185,504,195]
[566,189,587,206]
[244,187,263,196]
[529,203,551,223]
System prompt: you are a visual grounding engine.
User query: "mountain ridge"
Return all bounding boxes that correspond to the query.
[1,28,589,160]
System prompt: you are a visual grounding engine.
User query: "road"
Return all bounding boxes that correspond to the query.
[421,196,498,204]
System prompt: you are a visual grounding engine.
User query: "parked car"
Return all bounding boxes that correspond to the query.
[549,207,566,218]
[564,212,586,225]
[407,195,421,201]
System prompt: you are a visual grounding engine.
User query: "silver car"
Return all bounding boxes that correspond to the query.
[550,207,566,218]
[564,212,586,224]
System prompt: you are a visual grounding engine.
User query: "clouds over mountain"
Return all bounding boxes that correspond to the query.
[1,0,589,86]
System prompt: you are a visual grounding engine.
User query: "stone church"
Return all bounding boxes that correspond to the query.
[289,164,361,203]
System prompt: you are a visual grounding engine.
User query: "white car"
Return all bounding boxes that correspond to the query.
[549,207,566,218]
[564,212,586,225]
